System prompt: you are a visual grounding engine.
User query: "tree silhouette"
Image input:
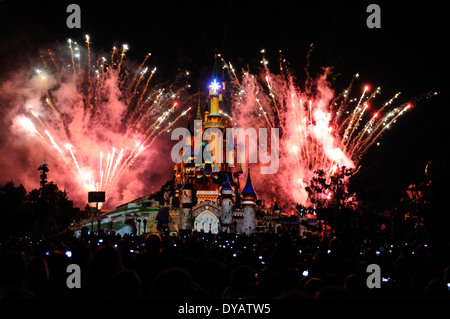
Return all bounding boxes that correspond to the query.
[305,167,357,236]
[0,181,30,236]
[0,180,73,237]
[305,166,354,209]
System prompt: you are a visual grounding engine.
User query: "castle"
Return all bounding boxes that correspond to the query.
[171,78,257,235]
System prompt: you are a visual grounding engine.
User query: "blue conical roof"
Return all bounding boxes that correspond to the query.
[241,169,257,197]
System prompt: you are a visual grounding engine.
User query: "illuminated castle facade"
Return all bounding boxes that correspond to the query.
[172,79,257,235]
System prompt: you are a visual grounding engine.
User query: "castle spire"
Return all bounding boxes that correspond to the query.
[241,168,256,235]
[241,168,257,198]
[196,89,202,120]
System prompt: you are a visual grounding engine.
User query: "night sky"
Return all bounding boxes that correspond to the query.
[1,0,449,208]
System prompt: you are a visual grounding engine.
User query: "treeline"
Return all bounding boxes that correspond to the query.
[0,181,78,237]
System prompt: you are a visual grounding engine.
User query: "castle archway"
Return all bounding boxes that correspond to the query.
[194,210,219,234]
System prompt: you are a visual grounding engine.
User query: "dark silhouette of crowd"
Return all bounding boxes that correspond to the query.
[1,230,450,299]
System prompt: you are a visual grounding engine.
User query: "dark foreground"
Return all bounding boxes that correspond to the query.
[1,231,450,300]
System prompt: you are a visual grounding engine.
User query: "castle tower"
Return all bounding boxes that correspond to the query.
[220,171,235,233]
[204,79,226,165]
[179,178,195,233]
[174,118,196,187]
[241,169,257,235]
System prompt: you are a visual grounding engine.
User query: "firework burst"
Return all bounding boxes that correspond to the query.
[220,47,437,207]
[4,36,193,207]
